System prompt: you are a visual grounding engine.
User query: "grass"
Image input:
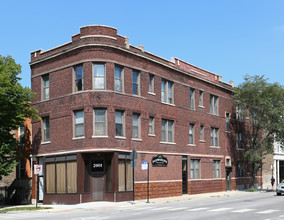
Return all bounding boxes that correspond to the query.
[0,207,52,213]
[247,187,258,192]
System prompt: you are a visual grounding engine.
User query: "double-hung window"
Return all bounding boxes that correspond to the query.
[42,117,50,142]
[161,119,174,143]
[210,127,219,147]
[94,109,107,136]
[161,79,174,104]
[74,110,84,137]
[199,90,204,107]
[149,74,154,93]
[236,162,244,177]
[132,70,140,95]
[19,124,25,145]
[189,123,195,144]
[190,88,195,110]
[132,113,140,139]
[236,105,243,120]
[213,160,220,178]
[225,112,230,132]
[210,95,219,115]
[236,132,243,149]
[42,75,49,100]
[74,65,83,92]
[93,64,105,90]
[190,159,200,179]
[200,125,204,141]
[149,116,154,135]
[115,65,123,92]
[115,111,124,137]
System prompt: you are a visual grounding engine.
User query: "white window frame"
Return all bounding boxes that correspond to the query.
[74,64,84,92]
[18,124,25,146]
[74,110,84,138]
[210,94,219,115]
[225,112,230,132]
[236,105,243,121]
[210,127,219,147]
[115,110,125,137]
[132,113,141,139]
[161,119,174,143]
[199,90,204,107]
[94,109,107,136]
[149,74,154,94]
[236,132,243,149]
[132,70,140,96]
[190,88,195,110]
[190,159,200,179]
[93,63,106,90]
[114,65,124,93]
[200,125,204,141]
[213,160,220,178]
[149,116,155,135]
[189,123,195,144]
[161,79,174,104]
[42,74,49,100]
[42,117,50,142]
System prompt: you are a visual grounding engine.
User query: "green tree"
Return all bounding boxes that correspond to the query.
[234,75,284,187]
[0,55,38,181]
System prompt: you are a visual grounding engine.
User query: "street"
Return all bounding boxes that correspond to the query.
[1,191,283,220]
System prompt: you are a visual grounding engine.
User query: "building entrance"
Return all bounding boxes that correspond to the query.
[91,159,104,201]
[182,156,188,194]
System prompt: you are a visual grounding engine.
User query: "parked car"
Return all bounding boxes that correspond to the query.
[276,180,284,195]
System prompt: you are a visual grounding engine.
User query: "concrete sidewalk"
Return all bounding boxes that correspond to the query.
[0,190,271,212]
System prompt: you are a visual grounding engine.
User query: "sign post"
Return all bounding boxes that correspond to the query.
[142,161,150,203]
[130,149,138,203]
[34,165,42,208]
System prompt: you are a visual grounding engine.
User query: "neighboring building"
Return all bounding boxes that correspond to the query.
[30,25,260,204]
[0,119,33,205]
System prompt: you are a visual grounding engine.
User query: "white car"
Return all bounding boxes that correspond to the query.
[276,180,284,195]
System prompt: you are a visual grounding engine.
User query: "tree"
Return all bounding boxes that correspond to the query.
[234,75,284,187]
[0,55,38,181]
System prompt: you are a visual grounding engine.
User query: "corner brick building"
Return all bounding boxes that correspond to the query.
[30,25,261,204]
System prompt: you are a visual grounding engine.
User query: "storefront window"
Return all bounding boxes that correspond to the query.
[118,156,133,192]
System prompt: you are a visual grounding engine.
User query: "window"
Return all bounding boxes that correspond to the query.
[19,124,25,145]
[94,109,107,136]
[74,110,84,137]
[118,156,133,191]
[74,65,83,92]
[149,116,154,135]
[200,125,204,141]
[199,90,204,106]
[225,112,230,131]
[236,162,244,177]
[149,74,154,93]
[210,127,219,147]
[236,105,243,120]
[161,119,174,142]
[42,75,49,100]
[189,123,195,144]
[42,117,50,142]
[210,95,219,115]
[93,64,105,90]
[115,111,124,137]
[190,88,195,110]
[236,132,243,149]
[132,113,140,139]
[190,159,200,179]
[161,79,174,104]
[132,70,140,95]
[213,160,220,178]
[114,65,123,92]
[46,155,77,194]
[19,159,26,178]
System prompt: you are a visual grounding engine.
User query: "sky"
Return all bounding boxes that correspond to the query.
[1,0,284,88]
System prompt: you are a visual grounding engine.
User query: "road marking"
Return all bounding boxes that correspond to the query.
[151,207,170,210]
[132,207,151,210]
[187,207,210,211]
[208,208,232,212]
[168,207,188,211]
[257,210,280,214]
[231,209,255,213]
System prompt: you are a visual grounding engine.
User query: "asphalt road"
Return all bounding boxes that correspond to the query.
[1,191,283,220]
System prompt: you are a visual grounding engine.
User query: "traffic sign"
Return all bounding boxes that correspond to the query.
[130,149,138,160]
[34,165,43,175]
[142,161,148,170]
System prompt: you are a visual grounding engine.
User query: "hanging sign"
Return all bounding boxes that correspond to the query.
[151,155,168,167]
[34,165,43,175]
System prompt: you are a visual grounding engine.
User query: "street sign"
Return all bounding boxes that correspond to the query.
[142,161,148,171]
[130,149,138,160]
[131,160,137,168]
[34,165,43,175]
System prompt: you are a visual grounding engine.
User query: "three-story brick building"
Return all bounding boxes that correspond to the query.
[30,25,260,204]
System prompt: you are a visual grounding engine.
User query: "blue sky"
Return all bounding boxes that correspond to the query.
[1,0,283,88]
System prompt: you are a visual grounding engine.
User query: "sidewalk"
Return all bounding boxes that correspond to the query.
[0,190,272,212]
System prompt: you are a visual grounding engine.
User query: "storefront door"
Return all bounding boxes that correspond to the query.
[182,156,188,194]
[91,160,104,201]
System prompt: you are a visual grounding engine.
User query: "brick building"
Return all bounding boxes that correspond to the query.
[30,25,260,204]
